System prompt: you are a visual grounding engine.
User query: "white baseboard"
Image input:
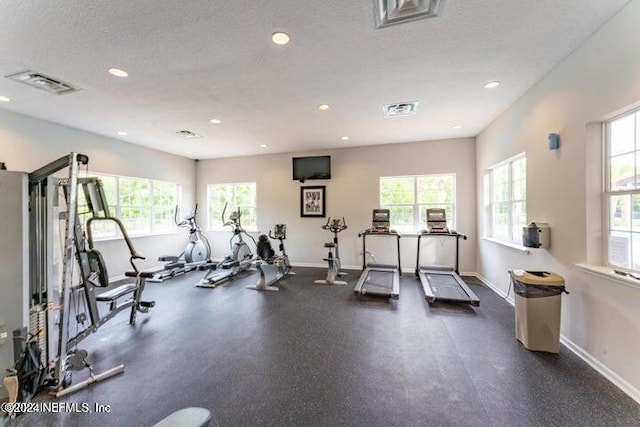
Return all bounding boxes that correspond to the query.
[466,272,514,304]
[475,271,640,405]
[290,262,361,270]
[560,335,640,404]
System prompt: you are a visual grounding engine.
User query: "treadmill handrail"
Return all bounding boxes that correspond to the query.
[358,228,402,276]
[358,229,402,237]
[416,230,466,275]
[418,230,467,240]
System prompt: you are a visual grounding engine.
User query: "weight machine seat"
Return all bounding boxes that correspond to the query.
[96,284,137,302]
[154,407,211,427]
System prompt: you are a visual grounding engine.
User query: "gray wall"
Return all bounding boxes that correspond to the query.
[0,108,197,275]
[476,0,640,402]
[196,137,477,273]
[0,172,28,399]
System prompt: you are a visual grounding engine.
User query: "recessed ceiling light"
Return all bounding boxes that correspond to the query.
[484,81,501,89]
[108,68,129,78]
[0,96,9,102]
[318,104,330,111]
[118,131,128,136]
[452,125,462,129]
[341,136,349,140]
[260,144,267,148]
[210,119,222,124]
[271,32,290,45]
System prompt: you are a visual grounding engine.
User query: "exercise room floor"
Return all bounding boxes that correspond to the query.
[10,268,640,427]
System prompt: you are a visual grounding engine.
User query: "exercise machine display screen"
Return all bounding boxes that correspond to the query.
[372,209,390,231]
[426,208,448,233]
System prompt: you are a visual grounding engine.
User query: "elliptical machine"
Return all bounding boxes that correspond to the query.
[196,203,256,288]
[314,217,348,285]
[248,224,295,291]
[149,204,211,283]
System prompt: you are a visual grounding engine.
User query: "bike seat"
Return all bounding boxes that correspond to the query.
[323,243,336,248]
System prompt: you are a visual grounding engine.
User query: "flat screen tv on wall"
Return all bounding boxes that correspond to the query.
[292,156,331,182]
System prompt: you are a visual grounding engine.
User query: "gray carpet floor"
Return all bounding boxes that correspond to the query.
[7,267,640,426]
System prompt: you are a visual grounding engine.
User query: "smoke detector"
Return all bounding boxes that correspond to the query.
[6,70,80,95]
[374,0,444,28]
[175,130,203,139]
[383,101,419,118]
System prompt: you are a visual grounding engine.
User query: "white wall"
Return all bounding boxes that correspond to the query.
[476,0,640,401]
[197,137,477,274]
[0,108,196,276]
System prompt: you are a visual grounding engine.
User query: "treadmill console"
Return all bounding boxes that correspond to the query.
[426,208,448,233]
[371,209,390,232]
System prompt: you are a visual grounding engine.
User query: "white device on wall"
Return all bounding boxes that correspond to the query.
[522,222,550,248]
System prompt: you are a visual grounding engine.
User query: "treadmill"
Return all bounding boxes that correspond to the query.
[416,209,479,306]
[353,209,401,299]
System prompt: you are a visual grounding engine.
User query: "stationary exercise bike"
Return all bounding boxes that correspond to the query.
[149,204,211,283]
[196,203,256,288]
[248,224,295,291]
[314,217,348,285]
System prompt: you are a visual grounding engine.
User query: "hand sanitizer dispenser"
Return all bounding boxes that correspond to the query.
[522,222,550,248]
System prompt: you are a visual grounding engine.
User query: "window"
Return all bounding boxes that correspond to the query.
[77,173,181,238]
[379,174,455,233]
[485,154,526,243]
[605,109,640,270]
[207,182,257,230]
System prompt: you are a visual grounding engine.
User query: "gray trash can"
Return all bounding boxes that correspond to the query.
[509,270,568,353]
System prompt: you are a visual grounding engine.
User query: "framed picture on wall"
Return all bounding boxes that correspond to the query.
[300,186,326,218]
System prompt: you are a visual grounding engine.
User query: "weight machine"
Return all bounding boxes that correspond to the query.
[25,153,155,398]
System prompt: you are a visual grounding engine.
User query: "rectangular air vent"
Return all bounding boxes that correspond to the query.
[175,130,203,139]
[383,101,419,118]
[6,70,80,95]
[374,0,444,28]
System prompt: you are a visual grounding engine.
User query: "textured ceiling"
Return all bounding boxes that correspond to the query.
[0,0,631,159]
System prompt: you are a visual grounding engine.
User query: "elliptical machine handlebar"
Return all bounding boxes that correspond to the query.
[175,203,199,232]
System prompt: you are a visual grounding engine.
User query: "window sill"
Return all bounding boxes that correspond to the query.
[575,264,640,290]
[481,237,530,254]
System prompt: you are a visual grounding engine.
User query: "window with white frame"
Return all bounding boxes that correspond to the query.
[605,109,640,270]
[379,174,456,233]
[485,154,526,243]
[207,182,257,230]
[78,173,181,238]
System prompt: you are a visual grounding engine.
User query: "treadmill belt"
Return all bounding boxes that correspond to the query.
[361,270,395,296]
[426,272,470,301]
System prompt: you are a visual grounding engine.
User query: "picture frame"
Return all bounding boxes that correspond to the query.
[300,186,326,218]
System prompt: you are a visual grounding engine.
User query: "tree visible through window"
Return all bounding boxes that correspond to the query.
[485,154,526,243]
[208,182,257,230]
[605,109,640,270]
[77,173,180,238]
[379,174,456,233]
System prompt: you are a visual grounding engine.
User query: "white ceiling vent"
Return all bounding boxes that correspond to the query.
[6,70,80,95]
[383,101,419,118]
[374,0,444,28]
[175,130,203,139]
